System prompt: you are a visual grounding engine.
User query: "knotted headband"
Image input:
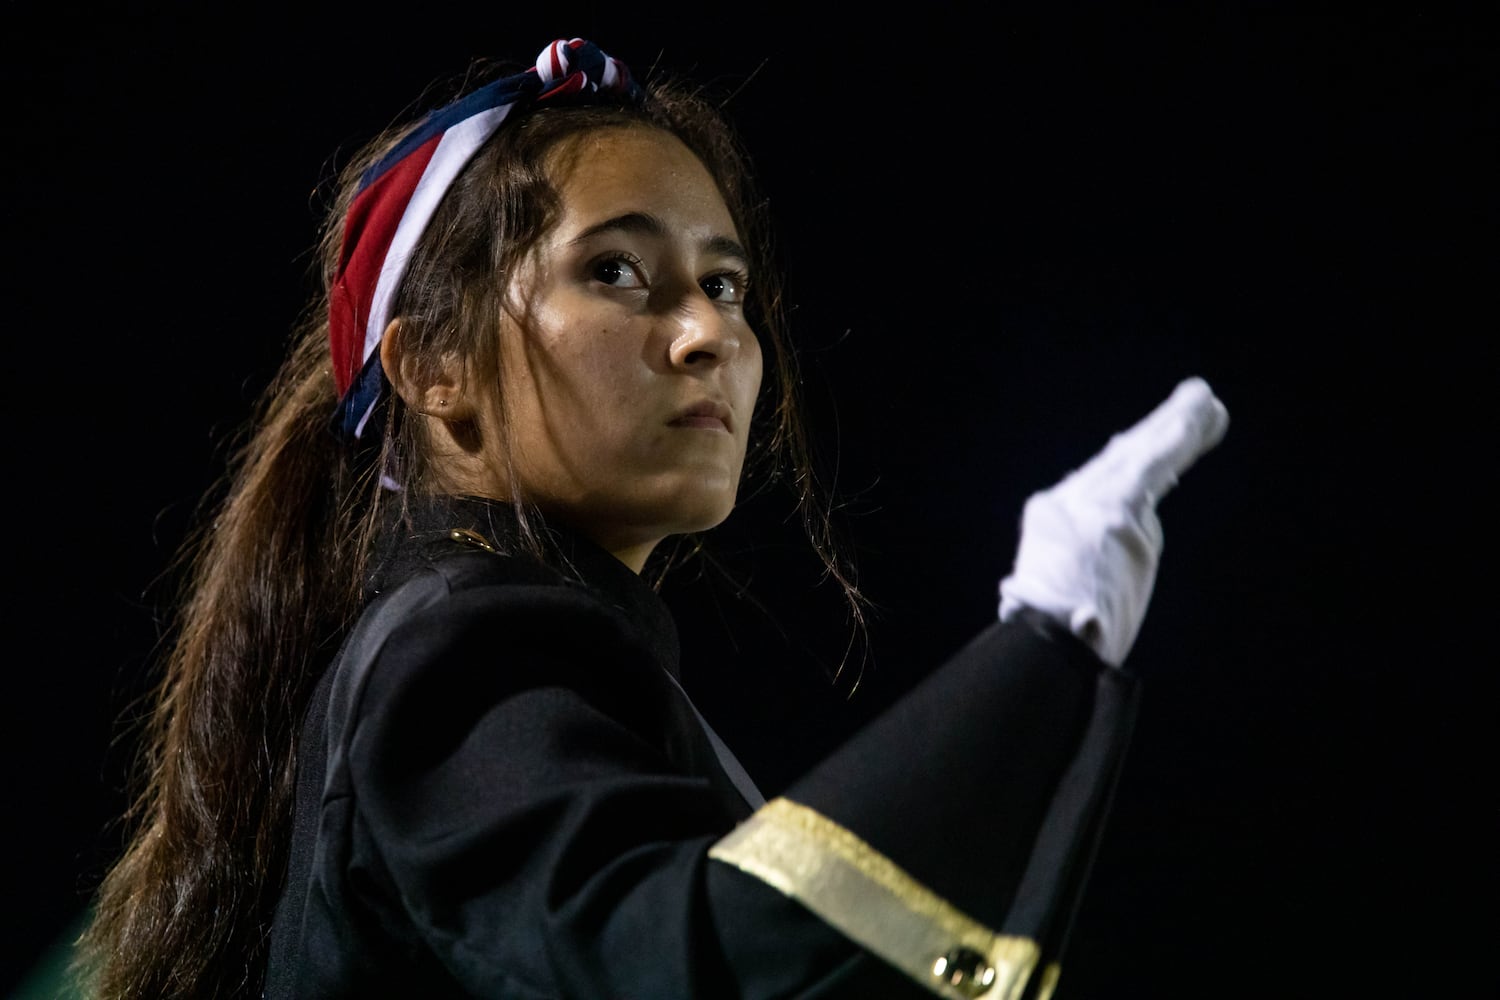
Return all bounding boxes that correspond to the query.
[329,38,642,440]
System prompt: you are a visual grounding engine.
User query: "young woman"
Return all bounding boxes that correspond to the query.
[79,38,1228,999]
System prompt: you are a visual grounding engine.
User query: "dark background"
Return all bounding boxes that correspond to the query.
[4,4,1493,997]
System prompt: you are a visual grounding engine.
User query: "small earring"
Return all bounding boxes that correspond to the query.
[438,398,448,407]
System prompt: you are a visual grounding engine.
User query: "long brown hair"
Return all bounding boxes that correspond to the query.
[76,59,861,999]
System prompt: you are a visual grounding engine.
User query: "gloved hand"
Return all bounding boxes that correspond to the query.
[997,377,1229,667]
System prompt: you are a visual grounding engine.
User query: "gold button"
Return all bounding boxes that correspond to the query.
[449,527,498,553]
[932,946,996,997]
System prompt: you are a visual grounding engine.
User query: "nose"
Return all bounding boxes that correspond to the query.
[666,292,741,370]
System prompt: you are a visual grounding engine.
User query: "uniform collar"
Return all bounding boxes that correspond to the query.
[365,494,681,677]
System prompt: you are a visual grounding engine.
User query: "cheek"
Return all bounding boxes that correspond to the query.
[527,303,640,407]
[740,335,766,410]
[569,334,646,409]
[538,333,652,461]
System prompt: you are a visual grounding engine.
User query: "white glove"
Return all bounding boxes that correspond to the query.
[998,377,1229,667]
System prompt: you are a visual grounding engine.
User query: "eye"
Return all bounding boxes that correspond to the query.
[700,270,749,304]
[591,254,646,288]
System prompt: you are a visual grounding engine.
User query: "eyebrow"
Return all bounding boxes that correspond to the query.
[569,211,749,264]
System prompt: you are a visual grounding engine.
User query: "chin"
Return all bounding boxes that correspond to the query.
[663,472,747,530]
[667,494,739,535]
[577,486,740,555]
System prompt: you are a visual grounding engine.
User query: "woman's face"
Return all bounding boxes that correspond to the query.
[486,125,764,570]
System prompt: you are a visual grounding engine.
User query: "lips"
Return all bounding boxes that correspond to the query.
[669,399,732,432]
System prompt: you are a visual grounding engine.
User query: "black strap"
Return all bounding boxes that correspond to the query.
[659,668,767,811]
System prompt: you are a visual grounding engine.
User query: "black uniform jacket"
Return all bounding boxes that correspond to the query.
[264,496,1140,999]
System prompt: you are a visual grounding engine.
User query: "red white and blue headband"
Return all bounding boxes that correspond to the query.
[329,38,642,440]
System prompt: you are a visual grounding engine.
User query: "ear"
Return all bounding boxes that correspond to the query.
[378,319,476,421]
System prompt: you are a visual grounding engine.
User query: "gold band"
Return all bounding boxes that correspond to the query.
[1036,961,1061,1000]
[709,797,1041,999]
